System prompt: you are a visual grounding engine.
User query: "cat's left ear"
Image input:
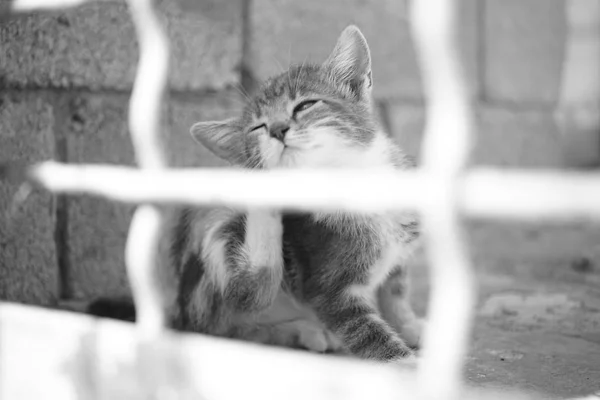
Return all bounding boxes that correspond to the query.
[324,25,372,97]
[190,118,245,165]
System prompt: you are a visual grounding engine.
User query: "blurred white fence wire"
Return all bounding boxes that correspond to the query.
[2,0,600,399]
[409,0,474,398]
[123,0,170,340]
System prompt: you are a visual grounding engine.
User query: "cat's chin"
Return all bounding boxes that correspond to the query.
[265,146,301,169]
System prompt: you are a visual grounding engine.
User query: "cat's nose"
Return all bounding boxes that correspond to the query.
[269,121,290,142]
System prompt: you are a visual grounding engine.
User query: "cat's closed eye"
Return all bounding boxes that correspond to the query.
[293,100,319,115]
[249,123,267,133]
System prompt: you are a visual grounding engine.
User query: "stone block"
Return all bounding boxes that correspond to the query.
[0,93,58,305]
[251,0,479,100]
[0,0,242,90]
[167,93,241,168]
[63,94,135,299]
[64,92,239,298]
[484,0,566,104]
[476,107,564,167]
[387,103,565,167]
[383,103,425,162]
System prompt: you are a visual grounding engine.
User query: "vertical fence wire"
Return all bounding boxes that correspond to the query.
[10,0,171,339]
[123,0,169,339]
[410,0,476,398]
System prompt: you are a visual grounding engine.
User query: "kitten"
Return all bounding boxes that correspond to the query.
[88,25,423,362]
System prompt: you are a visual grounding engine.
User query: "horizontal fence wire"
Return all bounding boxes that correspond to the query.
[4,0,600,399]
[15,164,600,219]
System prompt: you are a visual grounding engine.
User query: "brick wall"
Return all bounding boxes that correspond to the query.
[0,0,580,304]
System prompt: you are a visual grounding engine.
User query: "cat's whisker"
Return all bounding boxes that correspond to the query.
[233,149,263,169]
[241,154,258,168]
[285,138,311,145]
[312,115,348,126]
[347,125,378,134]
[312,120,342,129]
[272,55,286,76]
[286,44,294,92]
[295,56,308,94]
[217,92,247,108]
[287,131,311,141]
[228,83,252,104]
[289,129,309,136]
[249,151,266,169]
[285,132,314,144]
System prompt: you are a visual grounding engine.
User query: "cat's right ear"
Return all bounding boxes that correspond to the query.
[190,118,245,164]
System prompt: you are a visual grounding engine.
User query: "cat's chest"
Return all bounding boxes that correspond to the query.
[369,241,405,285]
[282,212,418,296]
[346,215,418,301]
[348,234,406,300]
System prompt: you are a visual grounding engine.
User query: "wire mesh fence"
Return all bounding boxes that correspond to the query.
[1,0,599,399]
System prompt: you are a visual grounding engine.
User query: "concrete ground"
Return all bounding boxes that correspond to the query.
[56,219,600,399]
[409,220,600,399]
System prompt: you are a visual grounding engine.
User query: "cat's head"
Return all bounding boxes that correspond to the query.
[190,25,387,169]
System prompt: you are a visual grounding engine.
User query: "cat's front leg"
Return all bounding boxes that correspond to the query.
[226,209,284,312]
[313,295,413,361]
[205,209,284,313]
[378,266,423,350]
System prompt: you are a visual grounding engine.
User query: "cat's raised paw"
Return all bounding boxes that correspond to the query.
[399,318,424,350]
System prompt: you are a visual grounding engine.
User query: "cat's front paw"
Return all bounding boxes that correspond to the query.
[297,325,343,353]
[391,353,419,371]
[398,318,424,351]
[356,337,413,361]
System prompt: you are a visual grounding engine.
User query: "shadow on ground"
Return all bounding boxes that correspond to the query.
[410,219,600,399]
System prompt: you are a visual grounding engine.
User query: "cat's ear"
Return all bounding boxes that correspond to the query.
[190,118,245,164]
[324,25,372,96]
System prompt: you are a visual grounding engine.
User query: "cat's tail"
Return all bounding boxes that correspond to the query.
[86,296,137,322]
